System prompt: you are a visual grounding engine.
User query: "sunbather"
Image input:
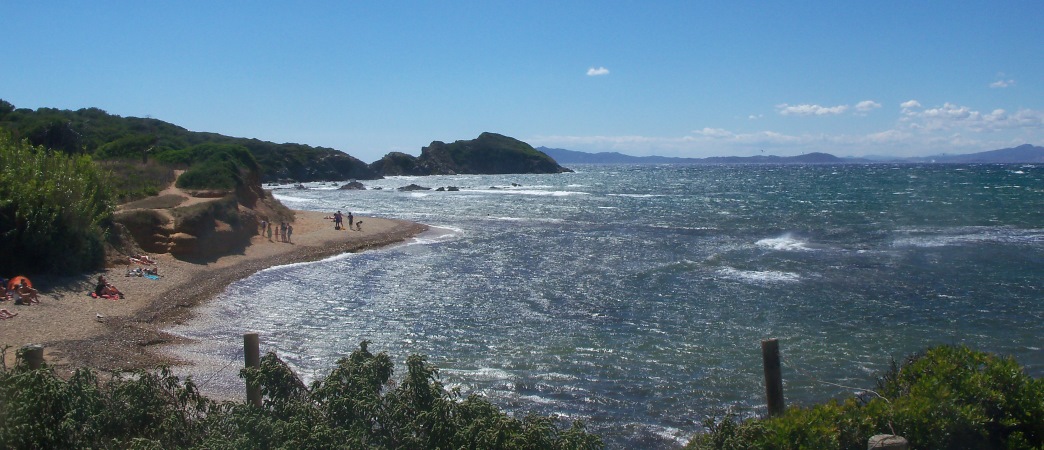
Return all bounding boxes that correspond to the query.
[95,275,124,298]
[0,309,17,319]
[129,254,156,265]
[15,279,38,304]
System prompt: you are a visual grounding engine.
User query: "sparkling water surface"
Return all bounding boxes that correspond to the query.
[167,164,1044,449]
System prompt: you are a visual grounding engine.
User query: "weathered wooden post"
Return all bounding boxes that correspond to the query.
[761,338,785,417]
[21,344,44,370]
[868,434,909,449]
[244,333,262,407]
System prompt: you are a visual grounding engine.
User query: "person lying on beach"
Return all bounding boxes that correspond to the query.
[130,254,156,265]
[0,309,17,319]
[95,276,124,299]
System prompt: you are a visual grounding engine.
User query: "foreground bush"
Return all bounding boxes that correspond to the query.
[0,132,115,274]
[0,343,603,449]
[688,345,1043,450]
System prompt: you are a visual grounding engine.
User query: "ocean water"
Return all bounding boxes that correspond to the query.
[166,164,1044,449]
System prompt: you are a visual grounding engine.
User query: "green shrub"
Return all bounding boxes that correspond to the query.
[0,342,603,449]
[172,143,260,191]
[688,345,1043,450]
[97,159,176,203]
[0,132,115,274]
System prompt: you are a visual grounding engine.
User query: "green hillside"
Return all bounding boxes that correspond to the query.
[0,100,377,185]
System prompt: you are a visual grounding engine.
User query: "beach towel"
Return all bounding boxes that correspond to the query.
[144,274,160,280]
[89,292,120,300]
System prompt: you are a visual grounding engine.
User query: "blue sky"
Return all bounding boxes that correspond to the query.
[3,1,1042,161]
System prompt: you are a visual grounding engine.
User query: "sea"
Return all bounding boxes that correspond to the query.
[166,163,1044,449]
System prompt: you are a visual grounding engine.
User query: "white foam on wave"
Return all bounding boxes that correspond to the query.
[892,226,1044,248]
[441,367,516,381]
[411,225,462,245]
[272,193,311,203]
[608,193,664,198]
[465,188,590,197]
[248,253,356,274]
[718,267,801,283]
[756,234,811,251]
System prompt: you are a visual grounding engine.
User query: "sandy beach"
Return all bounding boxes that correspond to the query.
[0,210,428,374]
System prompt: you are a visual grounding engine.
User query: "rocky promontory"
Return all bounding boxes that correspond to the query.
[370,132,572,176]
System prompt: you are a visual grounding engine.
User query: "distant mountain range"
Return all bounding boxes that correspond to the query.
[537,144,1044,165]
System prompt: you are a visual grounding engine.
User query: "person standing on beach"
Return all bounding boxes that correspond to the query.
[267,221,273,241]
[280,222,288,242]
[260,219,267,237]
[286,224,293,243]
[347,212,354,230]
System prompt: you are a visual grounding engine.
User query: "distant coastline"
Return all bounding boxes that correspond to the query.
[539,143,1044,165]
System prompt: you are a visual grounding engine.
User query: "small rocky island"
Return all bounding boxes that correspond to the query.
[370,132,572,176]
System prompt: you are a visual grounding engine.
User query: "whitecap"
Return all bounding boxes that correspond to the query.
[756,234,810,251]
[608,193,663,198]
[519,394,555,404]
[465,188,590,197]
[892,226,1044,248]
[441,367,516,381]
[718,267,801,283]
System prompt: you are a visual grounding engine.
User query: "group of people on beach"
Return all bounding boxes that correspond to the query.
[260,220,293,243]
[127,254,159,277]
[1,276,40,319]
[332,210,362,231]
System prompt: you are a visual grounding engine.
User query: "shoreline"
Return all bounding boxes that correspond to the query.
[0,210,428,375]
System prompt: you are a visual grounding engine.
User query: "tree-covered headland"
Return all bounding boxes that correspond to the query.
[0,99,378,191]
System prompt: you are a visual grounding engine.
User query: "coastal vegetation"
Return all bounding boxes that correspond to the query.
[687,345,1043,449]
[0,342,603,449]
[0,133,114,275]
[1,344,1038,449]
[0,100,376,184]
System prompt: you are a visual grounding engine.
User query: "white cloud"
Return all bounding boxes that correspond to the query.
[586,67,610,76]
[530,100,1044,159]
[777,103,849,116]
[900,100,922,110]
[900,102,1044,132]
[855,100,882,112]
[990,79,1015,88]
[694,127,734,138]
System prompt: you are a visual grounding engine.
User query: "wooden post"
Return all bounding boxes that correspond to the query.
[244,333,262,407]
[21,344,44,370]
[868,434,909,449]
[761,338,785,417]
